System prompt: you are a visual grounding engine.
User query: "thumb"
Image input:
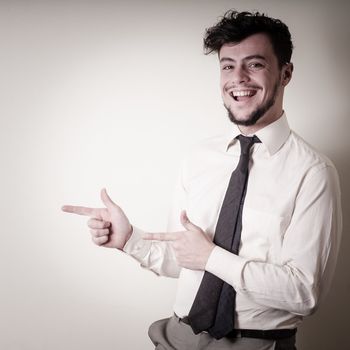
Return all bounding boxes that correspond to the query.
[100,188,118,209]
[180,210,201,232]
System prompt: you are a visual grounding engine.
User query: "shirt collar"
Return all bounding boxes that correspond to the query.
[225,112,291,156]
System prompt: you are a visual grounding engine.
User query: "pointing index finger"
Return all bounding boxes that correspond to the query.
[61,205,98,217]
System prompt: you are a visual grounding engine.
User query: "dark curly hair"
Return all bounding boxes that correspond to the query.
[204,10,293,68]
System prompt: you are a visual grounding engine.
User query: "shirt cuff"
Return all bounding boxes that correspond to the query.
[205,246,248,290]
[123,226,152,260]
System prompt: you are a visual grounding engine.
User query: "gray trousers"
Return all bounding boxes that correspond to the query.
[148,315,296,350]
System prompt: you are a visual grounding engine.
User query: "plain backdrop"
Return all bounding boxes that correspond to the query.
[0,0,349,349]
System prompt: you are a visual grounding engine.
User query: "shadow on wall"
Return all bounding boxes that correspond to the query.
[297,149,350,349]
[296,7,350,349]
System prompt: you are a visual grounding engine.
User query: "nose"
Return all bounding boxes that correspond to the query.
[231,66,249,85]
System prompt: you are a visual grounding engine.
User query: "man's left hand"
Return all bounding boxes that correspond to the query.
[142,211,215,270]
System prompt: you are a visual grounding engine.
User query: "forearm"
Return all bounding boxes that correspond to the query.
[123,226,181,278]
[206,247,319,315]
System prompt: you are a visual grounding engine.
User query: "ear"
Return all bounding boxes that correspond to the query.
[281,62,293,87]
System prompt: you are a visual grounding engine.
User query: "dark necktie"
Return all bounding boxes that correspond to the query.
[187,135,260,339]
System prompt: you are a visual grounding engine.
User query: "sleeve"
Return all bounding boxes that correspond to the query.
[122,163,188,278]
[205,165,342,316]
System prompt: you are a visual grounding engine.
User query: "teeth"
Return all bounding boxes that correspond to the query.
[231,90,254,97]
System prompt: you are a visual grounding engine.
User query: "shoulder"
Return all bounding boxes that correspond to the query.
[288,131,336,170]
[179,133,230,183]
[286,131,339,186]
[191,133,230,152]
[183,133,230,163]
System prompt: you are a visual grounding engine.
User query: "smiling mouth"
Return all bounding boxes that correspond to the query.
[229,90,257,101]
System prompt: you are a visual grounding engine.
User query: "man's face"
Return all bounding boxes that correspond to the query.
[219,33,290,130]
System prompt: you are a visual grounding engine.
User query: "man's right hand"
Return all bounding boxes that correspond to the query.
[61,188,133,250]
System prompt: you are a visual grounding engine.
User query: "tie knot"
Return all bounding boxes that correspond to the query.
[236,135,261,155]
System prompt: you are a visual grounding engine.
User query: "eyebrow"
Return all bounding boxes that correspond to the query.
[219,55,267,63]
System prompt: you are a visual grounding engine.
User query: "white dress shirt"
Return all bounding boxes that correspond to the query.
[123,113,342,330]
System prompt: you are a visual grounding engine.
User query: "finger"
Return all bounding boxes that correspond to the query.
[142,232,178,241]
[180,210,202,232]
[87,218,111,229]
[61,205,96,217]
[90,228,110,238]
[92,235,109,246]
[100,188,118,210]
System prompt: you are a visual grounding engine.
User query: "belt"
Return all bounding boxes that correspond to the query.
[178,315,297,340]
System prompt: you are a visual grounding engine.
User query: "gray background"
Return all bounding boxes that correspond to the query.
[0,0,349,349]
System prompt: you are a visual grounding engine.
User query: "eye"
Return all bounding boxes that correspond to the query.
[222,65,234,71]
[248,62,264,70]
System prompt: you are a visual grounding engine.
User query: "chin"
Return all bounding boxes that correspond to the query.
[233,115,252,124]
[226,108,263,127]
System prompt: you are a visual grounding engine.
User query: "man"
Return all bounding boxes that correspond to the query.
[62,11,342,350]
